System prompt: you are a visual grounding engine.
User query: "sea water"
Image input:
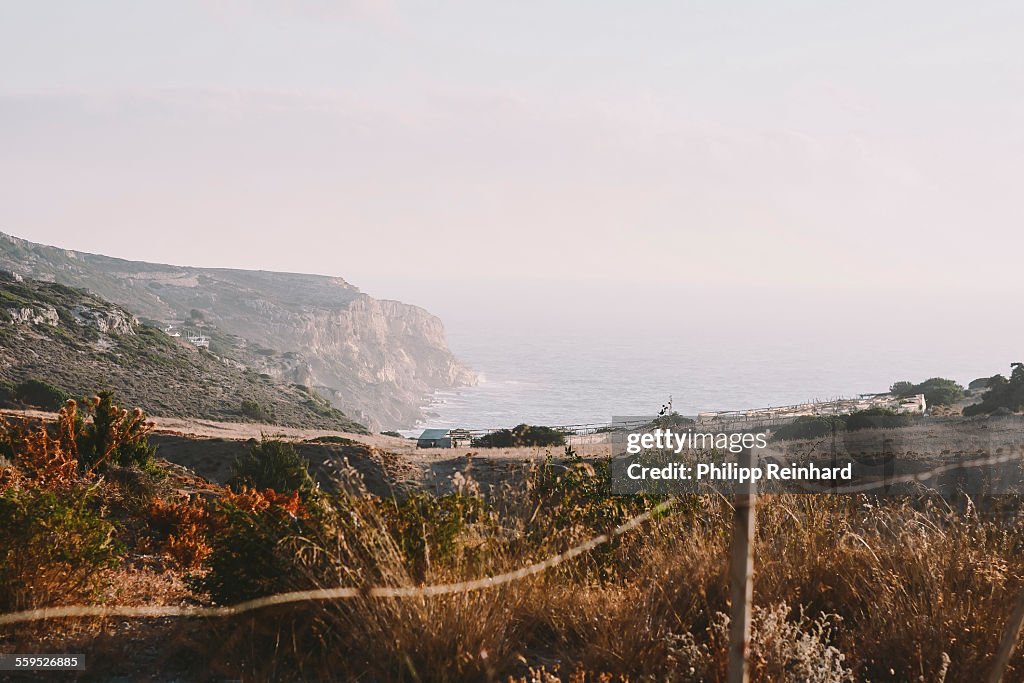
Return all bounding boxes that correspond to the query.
[415,322,1016,432]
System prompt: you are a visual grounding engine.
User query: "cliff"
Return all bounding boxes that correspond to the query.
[0,272,367,432]
[0,232,475,429]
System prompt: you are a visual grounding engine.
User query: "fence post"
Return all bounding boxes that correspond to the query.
[987,590,1024,683]
[728,447,757,683]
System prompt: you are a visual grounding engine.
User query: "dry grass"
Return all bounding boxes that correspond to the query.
[115,480,1024,681]
[2,414,1024,681]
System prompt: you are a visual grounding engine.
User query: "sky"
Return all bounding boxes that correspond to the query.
[1,1,1023,334]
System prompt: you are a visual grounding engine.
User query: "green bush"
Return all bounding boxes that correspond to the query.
[13,378,69,411]
[772,415,846,441]
[382,491,489,582]
[964,363,1024,416]
[194,503,298,605]
[240,399,272,422]
[195,483,336,605]
[644,412,696,430]
[0,381,14,409]
[846,408,913,431]
[474,424,566,448]
[890,377,964,406]
[230,437,317,501]
[0,486,121,611]
[523,448,667,578]
[304,435,358,446]
[77,391,157,471]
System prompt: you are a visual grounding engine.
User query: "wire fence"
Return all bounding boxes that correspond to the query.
[0,499,675,627]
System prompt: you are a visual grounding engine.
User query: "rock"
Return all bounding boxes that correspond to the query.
[0,231,475,429]
[7,305,59,326]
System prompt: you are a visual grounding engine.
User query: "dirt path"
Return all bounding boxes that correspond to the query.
[1,408,609,494]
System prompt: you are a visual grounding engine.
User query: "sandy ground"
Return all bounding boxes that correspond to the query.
[6,408,1021,497]
[0,408,608,495]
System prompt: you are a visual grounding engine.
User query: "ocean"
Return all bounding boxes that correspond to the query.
[414,321,1019,433]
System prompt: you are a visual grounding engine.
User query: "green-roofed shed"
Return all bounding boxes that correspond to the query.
[417,428,472,448]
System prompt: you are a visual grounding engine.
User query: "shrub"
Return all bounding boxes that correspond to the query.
[0,401,81,490]
[193,487,310,605]
[13,378,69,411]
[772,415,846,441]
[230,437,317,501]
[76,391,156,471]
[304,435,357,445]
[645,412,696,430]
[474,423,566,448]
[0,381,14,408]
[890,377,964,406]
[382,490,490,581]
[147,497,213,569]
[0,486,120,611]
[964,363,1024,416]
[670,604,852,683]
[240,399,272,422]
[845,407,912,431]
[197,506,289,605]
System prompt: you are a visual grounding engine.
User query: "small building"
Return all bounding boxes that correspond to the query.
[186,331,210,349]
[894,393,927,414]
[417,428,472,449]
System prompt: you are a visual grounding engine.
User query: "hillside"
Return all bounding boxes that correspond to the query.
[0,272,367,432]
[0,232,475,429]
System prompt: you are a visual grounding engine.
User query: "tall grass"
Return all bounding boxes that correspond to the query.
[2,426,1024,681]
[175,462,1024,681]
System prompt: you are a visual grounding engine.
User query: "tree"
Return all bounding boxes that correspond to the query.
[963,363,1024,416]
[1011,362,1024,385]
[889,377,964,406]
[890,381,916,398]
[916,378,965,406]
[474,424,566,448]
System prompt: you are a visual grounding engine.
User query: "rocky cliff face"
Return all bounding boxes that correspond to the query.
[193,293,476,428]
[0,272,367,432]
[0,232,475,429]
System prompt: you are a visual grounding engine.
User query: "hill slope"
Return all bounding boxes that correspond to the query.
[0,232,475,429]
[0,272,367,432]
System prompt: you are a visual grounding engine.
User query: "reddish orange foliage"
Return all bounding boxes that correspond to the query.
[221,486,303,518]
[147,496,213,569]
[0,400,80,491]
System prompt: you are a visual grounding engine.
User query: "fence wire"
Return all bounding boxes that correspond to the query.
[787,449,1024,494]
[1,450,1021,628]
[0,498,676,626]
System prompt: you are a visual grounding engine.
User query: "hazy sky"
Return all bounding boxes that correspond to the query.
[2,1,1023,327]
